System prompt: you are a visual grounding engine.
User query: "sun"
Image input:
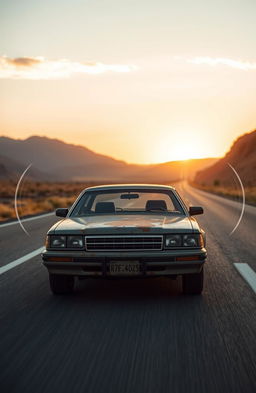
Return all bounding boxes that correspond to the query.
[172,140,208,161]
[154,130,207,162]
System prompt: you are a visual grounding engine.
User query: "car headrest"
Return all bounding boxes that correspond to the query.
[95,202,116,213]
[145,200,167,211]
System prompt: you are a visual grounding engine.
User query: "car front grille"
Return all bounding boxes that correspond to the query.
[85,235,163,251]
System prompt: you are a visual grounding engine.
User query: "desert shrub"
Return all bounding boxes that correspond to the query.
[0,203,14,219]
[47,196,75,209]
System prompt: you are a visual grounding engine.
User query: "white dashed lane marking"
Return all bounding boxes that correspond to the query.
[0,247,44,276]
[234,263,256,295]
[0,212,53,229]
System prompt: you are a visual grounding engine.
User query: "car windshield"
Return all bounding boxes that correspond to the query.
[70,189,185,216]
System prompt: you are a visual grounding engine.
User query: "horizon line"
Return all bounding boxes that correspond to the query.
[0,133,220,165]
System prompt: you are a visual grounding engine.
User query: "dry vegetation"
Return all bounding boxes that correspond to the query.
[0,180,100,222]
[190,182,256,206]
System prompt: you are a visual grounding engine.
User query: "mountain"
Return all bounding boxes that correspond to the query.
[0,136,138,181]
[0,135,126,172]
[0,135,217,182]
[148,158,218,182]
[0,154,51,181]
[194,130,256,187]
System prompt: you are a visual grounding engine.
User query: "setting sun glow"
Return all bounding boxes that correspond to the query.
[152,130,208,163]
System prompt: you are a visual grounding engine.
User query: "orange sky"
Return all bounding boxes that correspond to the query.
[1,0,256,163]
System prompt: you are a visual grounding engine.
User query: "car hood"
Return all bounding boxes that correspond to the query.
[50,214,199,235]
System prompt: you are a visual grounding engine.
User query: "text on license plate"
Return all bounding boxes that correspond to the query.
[109,261,141,275]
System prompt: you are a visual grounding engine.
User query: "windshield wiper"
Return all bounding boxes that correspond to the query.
[146,208,167,212]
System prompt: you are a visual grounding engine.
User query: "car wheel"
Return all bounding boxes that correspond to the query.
[182,268,204,295]
[49,274,75,295]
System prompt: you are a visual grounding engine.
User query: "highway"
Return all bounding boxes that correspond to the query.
[0,183,255,393]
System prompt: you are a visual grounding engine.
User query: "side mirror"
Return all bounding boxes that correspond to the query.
[55,208,69,217]
[189,206,204,216]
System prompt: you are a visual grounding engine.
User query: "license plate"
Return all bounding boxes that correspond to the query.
[109,261,141,276]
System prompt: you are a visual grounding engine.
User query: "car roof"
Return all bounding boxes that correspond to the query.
[85,184,176,192]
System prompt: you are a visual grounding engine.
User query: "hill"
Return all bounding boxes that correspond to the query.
[0,154,51,181]
[149,158,218,182]
[194,130,256,187]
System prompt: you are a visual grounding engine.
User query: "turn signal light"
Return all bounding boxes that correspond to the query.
[176,256,200,261]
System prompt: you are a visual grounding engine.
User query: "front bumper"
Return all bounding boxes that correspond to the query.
[42,248,207,277]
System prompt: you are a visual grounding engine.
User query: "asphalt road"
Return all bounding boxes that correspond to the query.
[0,183,255,393]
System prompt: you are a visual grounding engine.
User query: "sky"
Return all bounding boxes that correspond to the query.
[0,0,256,164]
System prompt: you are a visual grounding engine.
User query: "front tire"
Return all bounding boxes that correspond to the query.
[49,274,75,295]
[182,268,204,295]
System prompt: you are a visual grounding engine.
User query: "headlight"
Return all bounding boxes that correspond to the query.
[67,235,83,248]
[165,235,182,248]
[50,235,66,248]
[183,234,203,247]
[165,234,204,248]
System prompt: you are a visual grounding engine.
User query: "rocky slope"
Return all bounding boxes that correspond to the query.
[195,130,256,187]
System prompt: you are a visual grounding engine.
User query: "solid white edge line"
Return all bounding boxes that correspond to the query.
[0,212,54,229]
[234,263,256,294]
[0,247,44,276]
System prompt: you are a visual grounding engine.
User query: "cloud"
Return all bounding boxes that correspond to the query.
[187,56,256,71]
[5,57,42,67]
[0,55,137,80]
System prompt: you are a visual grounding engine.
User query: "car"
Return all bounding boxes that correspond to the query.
[42,184,207,295]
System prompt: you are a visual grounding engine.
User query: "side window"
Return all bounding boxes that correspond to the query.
[73,193,93,215]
